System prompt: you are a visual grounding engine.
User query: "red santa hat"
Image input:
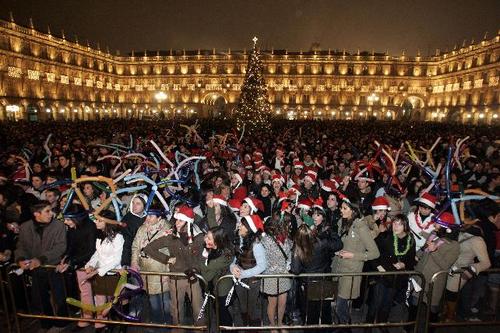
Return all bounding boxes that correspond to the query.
[211,194,227,206]
[254,158,263,168]
[174,205,195,243]
[371,196,391,211]
[232,186,247,201]
[253,149,263,158]
[244,160,253,170]
[434,212,455,232]
[242,214,264,233]
[293,161,304,170]
[254,164,263,172]
[288,184,302,197]
[312,197,324,210]
[228,198,241,212]
[243,197,264,214]
[304,169,318,183]
[321,179,337,192]
[297,198,313,210]
[277,191,288,204]
[272,174,285,185]
[417,192,437,209]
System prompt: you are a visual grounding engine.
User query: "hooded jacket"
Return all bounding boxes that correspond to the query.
[121,193,147,266]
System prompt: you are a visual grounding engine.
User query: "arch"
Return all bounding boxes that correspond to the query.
[400,95,426,120]
[203,93,227,106]
[203,93,227,117]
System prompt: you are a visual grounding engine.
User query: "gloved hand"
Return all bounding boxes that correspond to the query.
[184,268,199,284]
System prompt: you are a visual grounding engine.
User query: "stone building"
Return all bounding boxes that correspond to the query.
[0,17,498,124]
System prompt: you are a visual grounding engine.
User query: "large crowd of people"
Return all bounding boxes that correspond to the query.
[0,119,499,332]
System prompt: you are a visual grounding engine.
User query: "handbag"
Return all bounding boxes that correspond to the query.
[306,278,336,301]
[91,273,121,296]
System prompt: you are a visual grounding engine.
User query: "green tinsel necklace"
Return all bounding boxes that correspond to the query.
[393,233,411,256]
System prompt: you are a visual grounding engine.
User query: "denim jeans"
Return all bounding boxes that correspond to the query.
[336,296,351,324]
[149,291,172,324]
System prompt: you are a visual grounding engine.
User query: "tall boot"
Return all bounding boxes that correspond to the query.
[443,301,457,322]
[484,286,499,316]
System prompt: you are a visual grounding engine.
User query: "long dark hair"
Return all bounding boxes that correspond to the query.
[209,226,231,251]
[98,210,120,242]
[264,212,289,238]
[219,204,237,225]
[294,224,315,264]
[340,200,361,235]
[240,219,262,253]
[64,204,90,227]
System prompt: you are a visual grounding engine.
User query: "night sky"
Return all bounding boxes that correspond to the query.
[1,0,499,56]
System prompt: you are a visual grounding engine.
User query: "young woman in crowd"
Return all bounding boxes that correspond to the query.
[290,223,342,330]
[230,214,267,326]
[260,213,293,332]
[200,226,234,326]
[205,192,237,243]
[57,204,97,330]
[83,210,124,332]
[366,214,416,324]
[333,198,380,325]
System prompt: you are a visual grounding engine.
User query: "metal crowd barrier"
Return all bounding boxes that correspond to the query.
[215,270,426,332]
[13,266,497,333]
[0,262,13,333]
[425,268,500,333]
[3,265,209,333]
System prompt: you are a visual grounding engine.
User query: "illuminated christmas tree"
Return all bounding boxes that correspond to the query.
[234,37,271,133]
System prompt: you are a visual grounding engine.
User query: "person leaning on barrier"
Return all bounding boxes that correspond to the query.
[409,212,459,324]
[200,226,234,326]
[83,210,124,332]
[290,222,343,329]
[57,204,97,330]
[14,200,69,330]
[333,196,380,326]
[444,222,490,321]
[366,214,416,325]
[229,214,267,326]
[130,206,172,325]
[143,204,205,326]
[260,212,294,331]
[204,191,238,244]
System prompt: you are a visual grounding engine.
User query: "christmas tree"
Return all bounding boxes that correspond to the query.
[234,37,271,133]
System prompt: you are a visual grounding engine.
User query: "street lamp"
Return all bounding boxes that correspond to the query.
[367,93,379,103]
[154,91,168,119]
[154,91,167,103]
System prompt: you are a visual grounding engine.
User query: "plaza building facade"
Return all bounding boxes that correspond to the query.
[0,17,498,124]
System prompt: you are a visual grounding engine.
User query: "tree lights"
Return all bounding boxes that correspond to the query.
[234,37,271,133]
